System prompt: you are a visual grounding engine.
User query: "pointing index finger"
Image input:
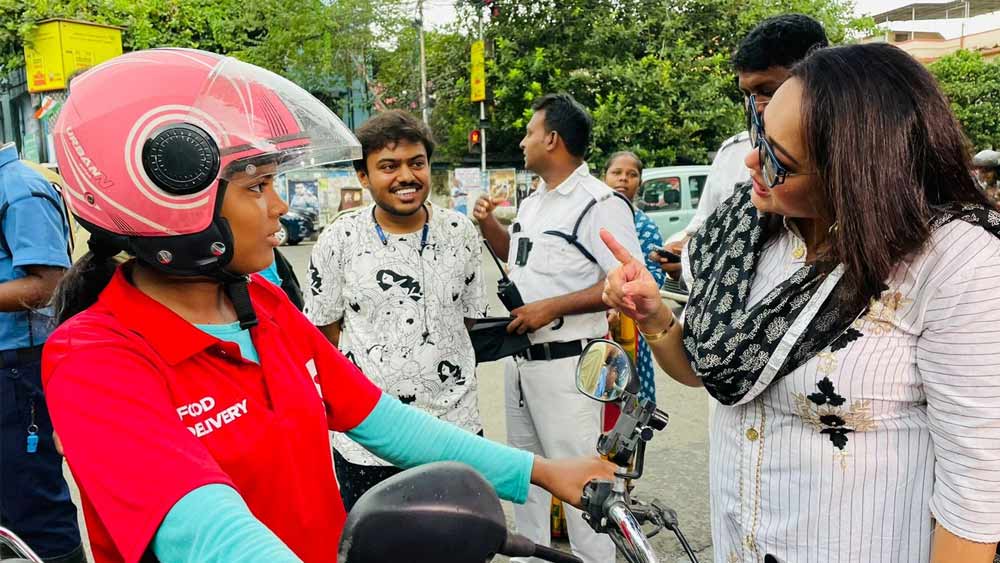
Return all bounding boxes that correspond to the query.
[600,228,635,266]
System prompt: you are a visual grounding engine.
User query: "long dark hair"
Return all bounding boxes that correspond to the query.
[793,43,988,310]
[603,151,644,176]
[51,237,122,325]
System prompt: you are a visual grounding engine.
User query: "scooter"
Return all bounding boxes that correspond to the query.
[0,527,43,563]
[338,337,697,563]
[574,339,698,563]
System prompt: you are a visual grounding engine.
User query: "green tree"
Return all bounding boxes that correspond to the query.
[371,23,482,163]
[929,49,1000,151]
[384,0,872,167]
[1,0,267,71]
[0,0,406,113]
[481,0,873,168]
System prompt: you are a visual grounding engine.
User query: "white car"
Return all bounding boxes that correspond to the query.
[637,165,710,242]
[635,165,710,305]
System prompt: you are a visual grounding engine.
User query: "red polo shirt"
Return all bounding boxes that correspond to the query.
[42,265,382,563]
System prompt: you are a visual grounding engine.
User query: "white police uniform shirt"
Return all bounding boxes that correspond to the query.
[508,163,643,345]
[685,131,752,236]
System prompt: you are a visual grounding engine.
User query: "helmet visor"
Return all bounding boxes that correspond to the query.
[185,52,361,182]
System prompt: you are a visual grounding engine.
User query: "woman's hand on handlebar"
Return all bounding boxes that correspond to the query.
[531,456,617,508]
[600,228,667,324]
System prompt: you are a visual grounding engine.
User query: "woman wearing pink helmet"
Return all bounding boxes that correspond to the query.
[42,49,614,563]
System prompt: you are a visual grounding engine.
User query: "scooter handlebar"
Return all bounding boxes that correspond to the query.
[607,501,660,563]
[0,527,43,563]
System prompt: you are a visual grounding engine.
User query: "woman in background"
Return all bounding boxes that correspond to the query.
[604,151,665,404]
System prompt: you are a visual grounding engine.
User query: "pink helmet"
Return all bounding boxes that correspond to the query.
[54,48,359,277]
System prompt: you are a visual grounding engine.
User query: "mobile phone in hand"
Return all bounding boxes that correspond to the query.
[652,246,681,263]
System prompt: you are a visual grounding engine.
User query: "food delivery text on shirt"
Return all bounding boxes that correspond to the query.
[177,397,250,438]
[174,359,322,438]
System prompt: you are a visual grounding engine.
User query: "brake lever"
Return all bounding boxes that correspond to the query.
[649,499,679,531]
[626,502,665,539]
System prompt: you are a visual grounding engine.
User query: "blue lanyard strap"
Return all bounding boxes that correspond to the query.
[373,205,429,250]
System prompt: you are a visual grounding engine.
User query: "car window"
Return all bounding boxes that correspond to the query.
[638,177,682,212]
[688,175,707,208]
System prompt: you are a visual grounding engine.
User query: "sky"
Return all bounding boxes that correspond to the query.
[423,0,459,29]
[854,0,915,16]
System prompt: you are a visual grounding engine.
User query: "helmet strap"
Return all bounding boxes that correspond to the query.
[74,181,260,328]
[220,274,259,330]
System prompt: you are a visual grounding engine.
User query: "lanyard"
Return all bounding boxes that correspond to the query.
[372,205,429,252]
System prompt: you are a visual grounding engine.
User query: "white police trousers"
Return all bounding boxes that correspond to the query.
[504,354,616,563]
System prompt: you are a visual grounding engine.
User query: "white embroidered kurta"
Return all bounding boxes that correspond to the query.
[691,220,1000,563]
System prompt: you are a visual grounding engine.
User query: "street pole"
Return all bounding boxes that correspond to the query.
[417,0,429,124]
[479,6,486,183]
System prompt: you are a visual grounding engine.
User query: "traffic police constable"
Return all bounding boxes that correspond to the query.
[475,93,643,563]
[0,142,83,563]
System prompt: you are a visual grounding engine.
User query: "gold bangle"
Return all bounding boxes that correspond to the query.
[639,314,675,342]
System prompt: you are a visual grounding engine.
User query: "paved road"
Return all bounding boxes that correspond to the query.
[63,242,714,562]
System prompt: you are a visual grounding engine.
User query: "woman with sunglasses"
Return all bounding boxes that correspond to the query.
[600,42,1000,562]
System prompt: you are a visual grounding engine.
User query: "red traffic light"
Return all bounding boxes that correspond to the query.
[469,129,482,144]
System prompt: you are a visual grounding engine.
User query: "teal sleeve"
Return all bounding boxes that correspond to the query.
[152,484,301,563]
[347,394,534,504]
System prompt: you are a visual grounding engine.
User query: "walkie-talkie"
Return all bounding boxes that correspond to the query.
[483,239,525,312]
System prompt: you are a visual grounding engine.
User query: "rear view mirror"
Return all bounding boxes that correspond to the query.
[338,462,507,563]
[338,462,584,563]
[576,339,633,402]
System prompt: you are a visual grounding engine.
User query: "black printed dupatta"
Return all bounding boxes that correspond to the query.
[682,183,1000,406]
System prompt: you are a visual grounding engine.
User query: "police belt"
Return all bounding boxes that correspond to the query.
[0,345,43,368]
[514,340,585,362]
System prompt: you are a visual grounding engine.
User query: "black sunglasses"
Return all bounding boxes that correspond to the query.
[747,95,815,188]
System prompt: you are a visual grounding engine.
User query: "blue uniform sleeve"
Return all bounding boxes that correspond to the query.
[152,484,301,563]
[347,394,534,504]
[3,189,70,268]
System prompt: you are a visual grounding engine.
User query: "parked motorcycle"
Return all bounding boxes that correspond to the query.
[575,339,698,563]
[0,527,42,563]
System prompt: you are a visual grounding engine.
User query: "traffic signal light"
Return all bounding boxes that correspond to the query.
[469,129,482,154]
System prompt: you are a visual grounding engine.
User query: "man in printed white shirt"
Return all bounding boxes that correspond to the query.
[475,93,643,563]
[655,14,829,279]
[305,110,487,510]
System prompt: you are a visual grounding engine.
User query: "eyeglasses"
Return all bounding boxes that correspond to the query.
[749,102,815,189]
[745,95,763,148]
